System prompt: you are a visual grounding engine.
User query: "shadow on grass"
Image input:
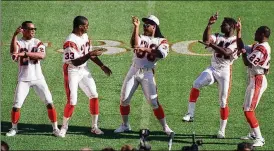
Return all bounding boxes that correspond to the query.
[1,121,239,146]
[1,121,170,141]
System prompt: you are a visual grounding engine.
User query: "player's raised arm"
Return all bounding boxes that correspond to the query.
[130,16,140,48]
[236,18,244,50]
[10,26,22,60]
[235,18,250,66]
[203,12,218,43]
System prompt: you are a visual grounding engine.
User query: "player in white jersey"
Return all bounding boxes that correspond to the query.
[236,19,271,147]
[114,15,173,136]
[58,16,112,137]
[182,13,239,138]
[6,21,59,137]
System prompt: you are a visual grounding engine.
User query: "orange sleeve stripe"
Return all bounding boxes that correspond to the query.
[63,41,79,51]
[254,45,267,55]
[37,42,43,48]
[254,45,268,65]
[160,39,168,44]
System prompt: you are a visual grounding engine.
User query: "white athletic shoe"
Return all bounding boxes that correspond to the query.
[58,126,68,138]
[240,133,256,140]
[217,130,225,139]
[6,128,18,137]
[114,124,131,133]
[182,113,194,122]
[163,125,174,136]
[52,128,60,137]
[253,138,265,147]
[91,127,104,135]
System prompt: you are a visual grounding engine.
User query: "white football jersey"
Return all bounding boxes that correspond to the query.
[15,38,46,81]
[246,42,271,75]
[133,35,169,68]
[63,33,91,68]
[207,33,238,70]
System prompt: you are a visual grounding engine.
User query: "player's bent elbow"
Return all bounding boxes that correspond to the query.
[40,54,46,59]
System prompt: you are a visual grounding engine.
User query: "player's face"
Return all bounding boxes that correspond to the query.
[80,20,89,33]
[22,23,36,40]
[143,21,155,36]
[254,29,262,41]
[220,21,231,33]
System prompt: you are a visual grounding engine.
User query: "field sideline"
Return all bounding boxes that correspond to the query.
[1,1,274,150]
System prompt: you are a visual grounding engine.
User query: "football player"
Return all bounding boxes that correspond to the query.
[6,21,59,136]
[236,18,271,147]
[58,16,112,137]
[182,13,239,138]
[114,15,173,136]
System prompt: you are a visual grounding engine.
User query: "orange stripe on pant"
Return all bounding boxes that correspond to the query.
[63,64,75,118]
[250,75,263,111]
[63,64,70,104]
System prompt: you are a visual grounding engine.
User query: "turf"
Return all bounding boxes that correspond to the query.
[1,1,274,150]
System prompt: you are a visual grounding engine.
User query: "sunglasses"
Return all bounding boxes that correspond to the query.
[24,27,37,31]
[143,23,152,28]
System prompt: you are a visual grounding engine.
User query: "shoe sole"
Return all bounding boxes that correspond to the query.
[182,119,194,122]
[114,130,132,133]
[91,131,104,135]
[6,134,16,137]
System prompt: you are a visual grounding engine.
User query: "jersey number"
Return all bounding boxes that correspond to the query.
[64,52,75,60]
[19,48,38,66]
[249,54,260,65]
[214,41,230,59]
[135,41,156,62]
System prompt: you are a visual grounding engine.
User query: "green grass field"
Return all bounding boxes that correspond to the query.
[1,1,274,150]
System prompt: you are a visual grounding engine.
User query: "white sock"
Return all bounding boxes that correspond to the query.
[188,102,196,117]
[158,118,167,128]
[219,119,227,133]
[253,126,263,139]
[62,117,70,129]
[52,122,58,130]
[122,115,129,126]
[249,126,255,135]
[92,114,98,128]
[12,123,18,129]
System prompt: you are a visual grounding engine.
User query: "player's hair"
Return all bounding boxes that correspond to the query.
[146,19,164,38]
[155,25,164,38]
[1,141,10,151]
[101,147,116,151]
[21,21,33,29]
[257,26,271,38]
[237,142,254,151]
[73,16,88,29]
[223,17,237,29]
